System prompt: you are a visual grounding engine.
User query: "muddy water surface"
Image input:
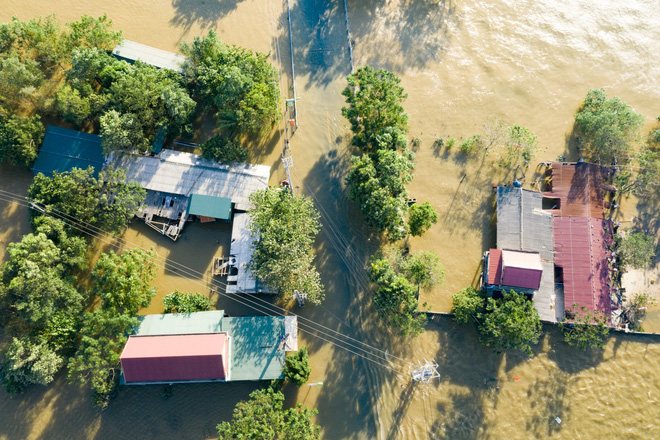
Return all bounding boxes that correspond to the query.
[1,0,660,438]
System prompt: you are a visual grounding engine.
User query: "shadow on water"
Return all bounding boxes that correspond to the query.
[170,0,246,34]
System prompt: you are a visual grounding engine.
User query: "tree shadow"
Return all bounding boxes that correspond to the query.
[544,324,607,374]
[170,0,247,34]
[524,369,572,438]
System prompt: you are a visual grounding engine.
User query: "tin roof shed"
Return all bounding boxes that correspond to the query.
[32,126,105,177]
[188,194,232,220]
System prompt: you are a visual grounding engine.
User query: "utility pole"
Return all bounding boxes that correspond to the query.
[411,359,440,385]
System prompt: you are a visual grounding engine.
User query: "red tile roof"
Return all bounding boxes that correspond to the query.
[120,333,229,383]
[487,249,502,285]
[553,217,613,316]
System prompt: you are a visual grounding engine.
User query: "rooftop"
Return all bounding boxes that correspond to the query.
[112,40,187,73]
[134,310,224,336]
[188,193,232,220]
[32,126,105,177]
[227,212,274,294]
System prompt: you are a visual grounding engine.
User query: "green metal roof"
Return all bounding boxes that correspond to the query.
[188,193,232,220]
[32,126,105,177]
[133,310,225,336]
[221,316,285,381]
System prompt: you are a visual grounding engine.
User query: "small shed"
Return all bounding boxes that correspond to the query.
[188,194,232,221]
[32,126,105,177]
[501,250,543,290]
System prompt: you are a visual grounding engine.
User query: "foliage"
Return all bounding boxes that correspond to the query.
[451,286,484,325]
[497,124,539,168]
[368,256,427,337]
[200,135,248,163]
[248,188,324,304]
[99,109,141,153]
[632,149,660,196]
[407,202,438,237]
[163,291,213,314]
[28,166,146,234]
[446,137,456,149]
[341,66,409,154]
[0,113,45,167]
[458,135,483,155]
[345,150,415,241]
[68,309,138,408]
[181,29,280,137]
[91,248,157,316]
[621,292,656,332]
[0,55,44,109]
[398,250,444,292]
[62,14,122,53]
[618,230,656,269]
[477,290,541,356]
[575,88,644,165]
[283,347,311,386]
[217,387,320,440]
[560,304,609,350]
[0,337,63,393]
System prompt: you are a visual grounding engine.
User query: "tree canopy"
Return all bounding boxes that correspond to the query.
[560,304,609,350]
[248,188,324,304]
[200,135,248,164]
[575,88,644,165]
[407,202,438,237]
[450,286,484,325]
[0,337,63,393]
[217,387,320,440]
[0,113,45,167]
[284,347,311,386]
[28,166,146,234]
[618,230,656,269]
[163,291,213,314]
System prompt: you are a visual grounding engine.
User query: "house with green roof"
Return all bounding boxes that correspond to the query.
[120,310,298,385]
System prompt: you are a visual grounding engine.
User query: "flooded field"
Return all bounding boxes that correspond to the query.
[1,0,660,438]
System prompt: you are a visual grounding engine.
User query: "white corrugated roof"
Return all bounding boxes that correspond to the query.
[112,40,187,73]
[113,150,270,211]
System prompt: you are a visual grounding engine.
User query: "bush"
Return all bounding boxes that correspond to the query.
[458,135,482,155]
[163,291,213,314]
[446,137,456,149]
[451,286,484,324]
[283,347,311,386]
[560,304,609,350]
[200,135,248,164]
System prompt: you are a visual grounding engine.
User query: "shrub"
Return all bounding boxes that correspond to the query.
[284,347,311,386]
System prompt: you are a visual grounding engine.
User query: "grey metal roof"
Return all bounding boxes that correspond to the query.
[227,213,274,293]
[112,150,271,211]
[496,186,561,322]
[112,40,187,73]
[133,310,225,336]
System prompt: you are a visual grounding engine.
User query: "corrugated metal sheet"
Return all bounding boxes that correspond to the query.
[227,213,274,293]
[221,316,286,381]
[112,40,187,73]
[32,126,105,177]
[554,216,613,316]
[133,311,224,336]
[496,187,559,321]
[120,333,228,383]
[501,250,542,290]
[188,194,232,220]
[487,249,502,285]
[543,162,614,219]
[112,150,270,211]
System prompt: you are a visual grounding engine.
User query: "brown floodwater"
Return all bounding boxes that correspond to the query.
[1,0,660,438]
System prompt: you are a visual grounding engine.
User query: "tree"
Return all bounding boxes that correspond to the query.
[200,135,248,163]
[451,286,484,324]
[496,124,539,168]
[63,14,122,53]
[0,337,63,393]
[283,347,311,386]
[163,291,213,314]
[217,387,320,440]
[398,250,444,292]
[0,55,44,109]
[0,113,45,167]
[99,109,141,153]
[68,309,138,408]
[91,248,157,316]
[341,66,409,154]
[28,166,146,234]
[181,29,280,137]
[560,304,609,350]
[248,188,324,304]
[575,88,644,165]
[477,290,541,356]
[618,231,656,269]
[368,256,427,337]
[620,292,656,332]
[407,202,438,237]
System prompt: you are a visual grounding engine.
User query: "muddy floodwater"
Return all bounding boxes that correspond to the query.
[1,0,660,438]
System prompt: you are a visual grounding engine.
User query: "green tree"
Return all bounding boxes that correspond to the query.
[163,291,213,314]
[478,290,541,356]
[181,29,280,137]
[450,286,484,324]
[283,347,311,386]
[619,231,656,269]
[217,387,320,440]
[560,304,609,350]
[63,14,122,53]
[200,135,248,163]
[0,113,45,167]
[1,16,63,71]
[248,188,324,304]
[67,309,138,408]
[398,250,444,292]
[0,337,63,393]
[575,88,644,165]
[407,202,438,237]
[368,256,427,337]
[99,109,141,153]
[341,66,409,154]
[28,166,146,234]
[91,248,157,316]
[0,55,44,109]
[496,125,539,168]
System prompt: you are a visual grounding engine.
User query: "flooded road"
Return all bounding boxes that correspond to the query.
[1,0,660,438]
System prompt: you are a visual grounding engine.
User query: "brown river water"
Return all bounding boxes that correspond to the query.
[1,0,660,438]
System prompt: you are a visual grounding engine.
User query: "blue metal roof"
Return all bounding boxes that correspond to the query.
[133,311,225,336]
[32,126,104,177]
[188,193,233,220]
